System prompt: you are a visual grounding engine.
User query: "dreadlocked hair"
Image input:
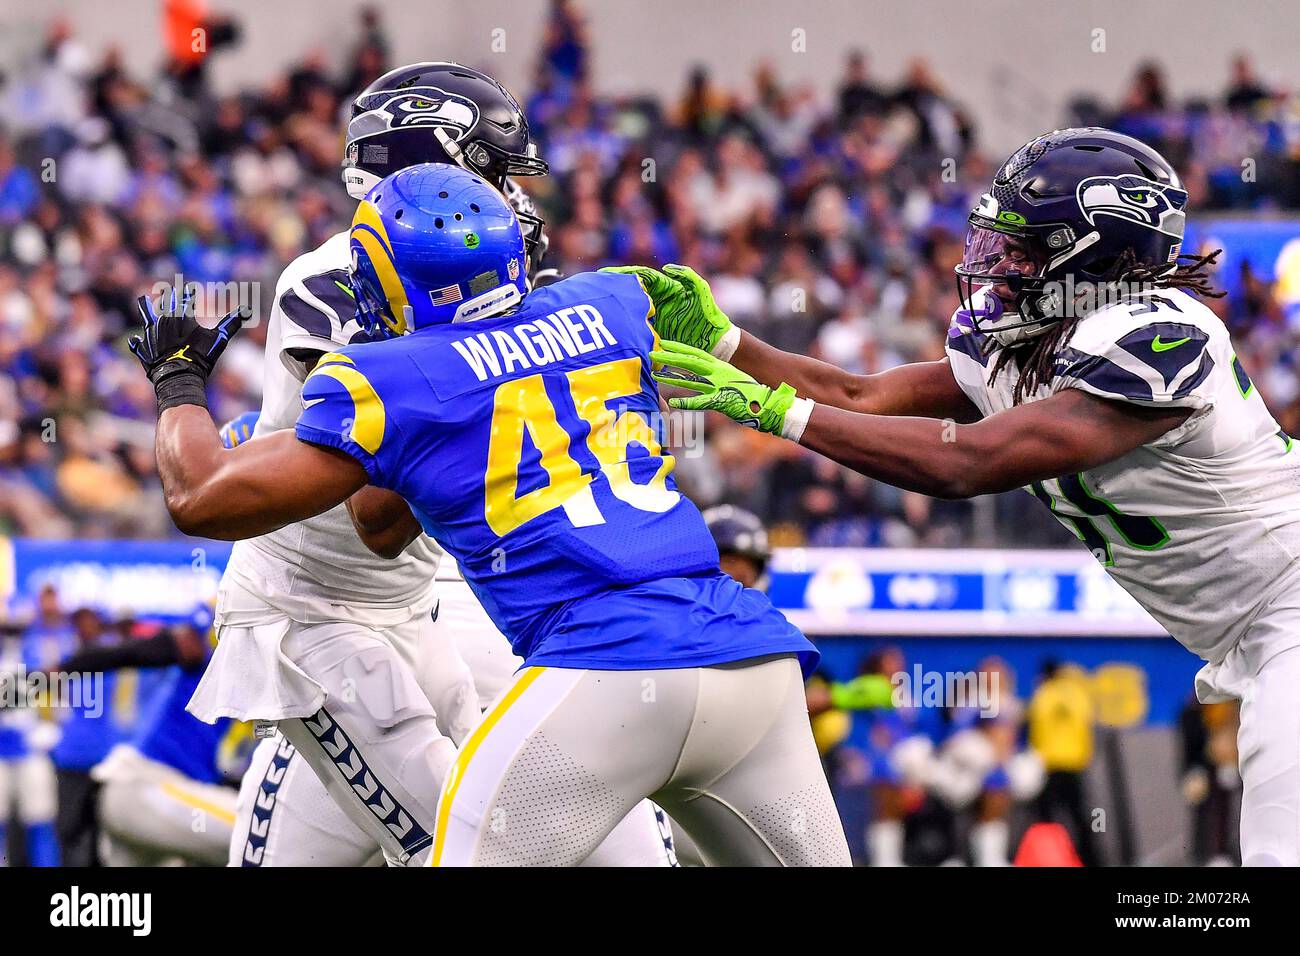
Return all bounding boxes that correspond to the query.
[985,247,1226,404]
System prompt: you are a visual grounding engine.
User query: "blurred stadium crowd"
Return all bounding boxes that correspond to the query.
[804,648,1242,866]
[0,0,1297,552]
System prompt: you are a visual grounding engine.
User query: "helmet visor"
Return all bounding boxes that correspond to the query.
[955,224,1074,344]
[956,223,1055,311]
[957,225,1049,284]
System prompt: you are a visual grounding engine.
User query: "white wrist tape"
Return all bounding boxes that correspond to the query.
[781,397,815,442]
[711,325,741,362]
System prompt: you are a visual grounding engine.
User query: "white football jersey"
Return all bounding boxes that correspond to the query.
[946,287,1300,663]
[222,231,447,625]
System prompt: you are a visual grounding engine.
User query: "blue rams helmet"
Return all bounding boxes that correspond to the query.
[348,163,529,336]
[955,127,1188,346]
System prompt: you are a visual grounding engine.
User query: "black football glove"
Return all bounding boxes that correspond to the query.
[128,289,250,413]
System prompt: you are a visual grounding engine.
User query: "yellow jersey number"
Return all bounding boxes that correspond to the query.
[484,357,678,536]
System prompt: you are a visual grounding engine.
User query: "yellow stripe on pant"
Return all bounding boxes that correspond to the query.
[160,780,238,826]
[430,666,547,866]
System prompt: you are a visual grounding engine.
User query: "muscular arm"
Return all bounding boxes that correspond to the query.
[797,388,1190,499]
[156,405,369,539]
[56,625,206,674]
[57,631,181,673]
[346,486,423,559]
[282,346,424,558]
[732,332,981,422]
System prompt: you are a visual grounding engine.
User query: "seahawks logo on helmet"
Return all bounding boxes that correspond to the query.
[357,86,480,139]
[1076,174,1187,238]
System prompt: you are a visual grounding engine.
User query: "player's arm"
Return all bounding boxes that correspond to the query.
[346,486,423,559]
[797,389,1188,498]
[157,409,369,537]
[605,263,979,421]
[732,335,979,420]
[130,292,369,540]
[652,340,1189,499]
[52,620,207,673]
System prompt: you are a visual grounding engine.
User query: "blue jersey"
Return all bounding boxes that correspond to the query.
[21,621,77,672]
[50,670,133,771]
[135,665,240,784]
[0,725,26,760]
[296,271,815,672]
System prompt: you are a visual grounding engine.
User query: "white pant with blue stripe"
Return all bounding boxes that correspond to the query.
[228,581,676,867]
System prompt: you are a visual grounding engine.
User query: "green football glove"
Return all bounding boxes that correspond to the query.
[651,340,813,441]
[602,263,740,359]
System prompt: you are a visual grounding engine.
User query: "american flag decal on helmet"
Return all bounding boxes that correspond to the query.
[430,284,464,306]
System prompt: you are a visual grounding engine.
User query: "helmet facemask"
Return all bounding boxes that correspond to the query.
[954,222,1065,347]
[348,245,411,339]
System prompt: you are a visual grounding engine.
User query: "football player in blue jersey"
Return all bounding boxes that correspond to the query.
[52,605,251,865]
[203,62,669,868]
[131,162,850,866]
[628,128,1300,867]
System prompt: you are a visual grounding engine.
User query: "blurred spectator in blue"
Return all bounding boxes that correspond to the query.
[0,134,39,225]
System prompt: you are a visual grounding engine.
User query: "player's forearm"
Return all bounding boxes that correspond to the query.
[797,404,1038,499]
[732,332,876,410]
[798,387,1192,500]
[346,486,423,559]
[57,632,180,674]
[157,408,364,539]
[734,333,979,420]
[156,404,235,536]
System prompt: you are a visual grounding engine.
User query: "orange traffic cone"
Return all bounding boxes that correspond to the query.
[1014,822,1084,866]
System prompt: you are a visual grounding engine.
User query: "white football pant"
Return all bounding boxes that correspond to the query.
[230,581,676,867]
[95,745,235,866]
[1198,598,1300,866]
[431,654,851,867]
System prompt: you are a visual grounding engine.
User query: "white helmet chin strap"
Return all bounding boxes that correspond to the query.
[434,126,470,169]
[344,167,383,201]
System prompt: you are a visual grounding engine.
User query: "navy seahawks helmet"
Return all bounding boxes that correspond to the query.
[702,505,771,588]
[348,164,528,336]
[955,128,1188,345]
[343,62,547,266]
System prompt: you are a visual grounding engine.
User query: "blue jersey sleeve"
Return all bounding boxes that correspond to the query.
[294,350,394,484]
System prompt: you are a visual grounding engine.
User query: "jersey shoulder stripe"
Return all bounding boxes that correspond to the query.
[296,347,393,483]
[279,284,335,340]
[1055,291,1222,408]
[945,318,992,367]
[271,232,366,351]
[1054,346,1158,402]
[278,268,351,343]
[1113,321,1211,388]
